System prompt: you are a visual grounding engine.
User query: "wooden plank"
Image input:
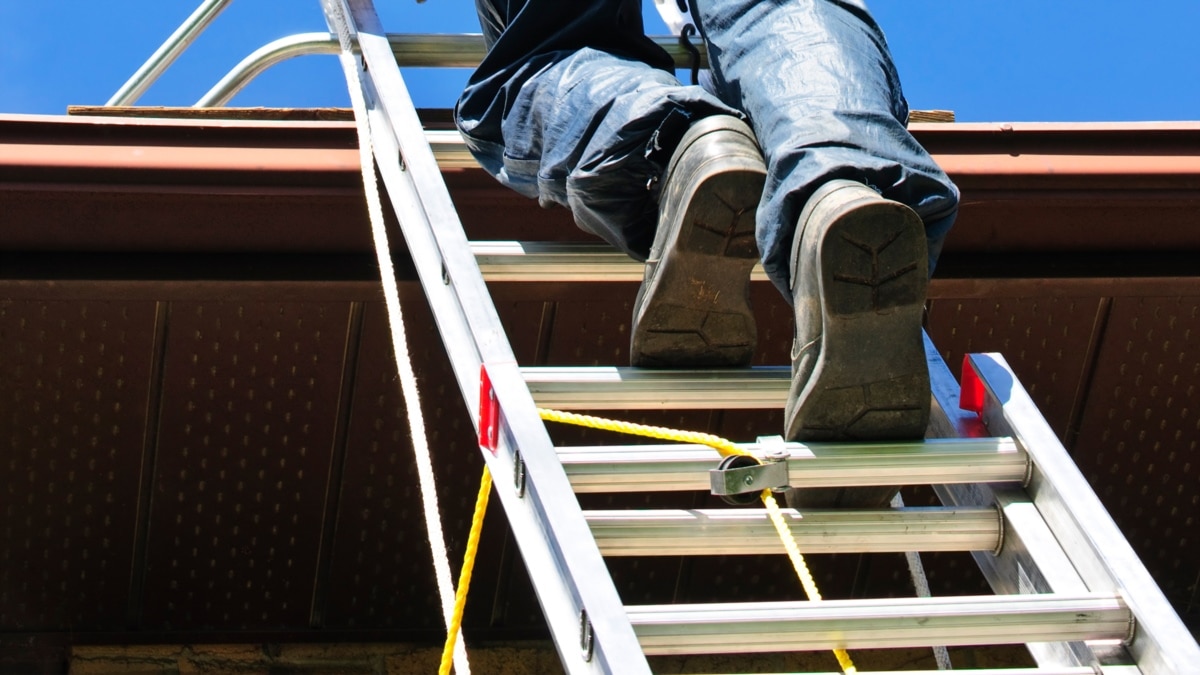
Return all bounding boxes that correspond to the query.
[67,105,355,121]
[69,105,955,124]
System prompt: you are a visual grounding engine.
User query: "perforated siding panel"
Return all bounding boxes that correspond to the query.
[1073,296,1199,610]
[544,299,635,366]
[492,295,552,365]
[0,299,157,630]
[140,301,350,630]
[749,287,794,366]
[323,292,510,632]
[322,300,441,630]
[2,275,1196,641]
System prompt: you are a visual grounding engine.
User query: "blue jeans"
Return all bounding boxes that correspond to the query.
[456,0,959,297]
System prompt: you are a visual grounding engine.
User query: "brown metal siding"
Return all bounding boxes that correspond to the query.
[1,116,1197,648]
[139,300,351,631]
[926,296,1104,443]
[0,278,1196,640]
[321,297,498,632]
[0,298,158,631]
[1073,295,1199,612]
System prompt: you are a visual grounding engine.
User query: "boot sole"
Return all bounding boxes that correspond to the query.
[631,121,766,367]
[786,183,930,441]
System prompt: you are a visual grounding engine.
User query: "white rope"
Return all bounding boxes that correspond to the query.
[333,36,471,675]
[893,492,953,670]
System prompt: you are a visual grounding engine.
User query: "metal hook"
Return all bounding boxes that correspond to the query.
[679,24,701,86]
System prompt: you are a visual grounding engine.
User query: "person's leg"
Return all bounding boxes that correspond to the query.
[693,0,958,292]
[693,0,959,475]
[458,0,742,260]
[458,0,768,365]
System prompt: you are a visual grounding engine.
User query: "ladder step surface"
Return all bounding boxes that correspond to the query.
[626,593,1132,655]
[472,240,770,282]
[587,507,1001,555]
[559,438,1026,492]
[772,662,1099,667]
[524,366,789,409]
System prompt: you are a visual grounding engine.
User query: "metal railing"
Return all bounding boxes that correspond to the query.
[108,0,704,109]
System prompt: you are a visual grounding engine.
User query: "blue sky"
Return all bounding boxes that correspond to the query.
[1,1,1197,122]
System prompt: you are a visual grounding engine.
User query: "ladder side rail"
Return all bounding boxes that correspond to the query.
[926,335,1114,670]
[962,486,1110,669]
[322,1,650,672]
[963,352,1200,674]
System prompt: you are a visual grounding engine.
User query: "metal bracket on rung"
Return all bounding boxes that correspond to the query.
[710,459,787,495]
[709,439,790,503]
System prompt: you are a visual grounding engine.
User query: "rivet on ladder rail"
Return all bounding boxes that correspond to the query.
[513,449,526,498]
[992,501,1006,555]
[579,609,594,662]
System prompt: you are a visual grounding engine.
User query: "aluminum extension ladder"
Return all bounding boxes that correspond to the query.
[316,1,1200,672]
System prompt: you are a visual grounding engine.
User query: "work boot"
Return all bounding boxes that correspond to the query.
[630,115,767,367]
[784,179,929,509]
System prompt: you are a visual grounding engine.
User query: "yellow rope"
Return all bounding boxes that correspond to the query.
[760,488,856,673]
[439,467,492,675]
[540,408,857,673]
[443,407,857,674]
[536,408,750,458]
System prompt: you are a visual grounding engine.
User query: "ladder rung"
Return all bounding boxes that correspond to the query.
[524,366,788,410]
[559,438,1026,493]
[387,33,707,69]
[587,507,1000,555]
[626,593,1132,655]
[782,662,1099,667]
[471,241,770,282]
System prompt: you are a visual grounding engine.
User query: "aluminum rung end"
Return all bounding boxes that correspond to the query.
[626,593,1131,655]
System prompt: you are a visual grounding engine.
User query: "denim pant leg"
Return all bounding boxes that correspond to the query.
[694,0,960,295]
[457,1,741,260]
[471,52,741,260]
